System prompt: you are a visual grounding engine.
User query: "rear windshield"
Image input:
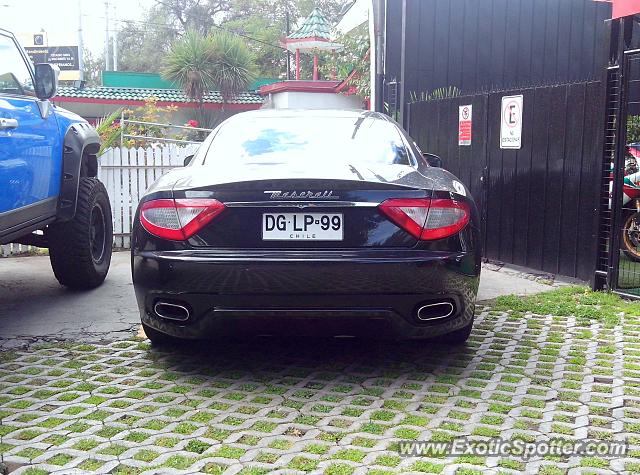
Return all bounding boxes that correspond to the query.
[202,116,413,167]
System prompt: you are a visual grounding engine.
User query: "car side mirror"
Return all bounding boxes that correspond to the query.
[183,154,195,166]
[423,153,443,168]
[34,63,59,100]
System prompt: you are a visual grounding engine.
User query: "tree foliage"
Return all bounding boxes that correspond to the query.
[162,30,257,101]
[116,0,349,78]
[116,8,178,73]
[95,108,124,154]
[224,0,348,26]
[408,87,462,103]
[162,31,219,101]
[222,13,287,78]
[320,23,370,96]
[629,116,640,145]
[155,0,232,34]
[95,98,209,152]
[207,31,258,99]
[82,50,103,87]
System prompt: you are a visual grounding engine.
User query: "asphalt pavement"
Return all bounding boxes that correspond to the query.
[0,252,138,347]
[0,251,560,347]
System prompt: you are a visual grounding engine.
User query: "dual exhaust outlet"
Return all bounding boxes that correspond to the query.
[154,300,455,324]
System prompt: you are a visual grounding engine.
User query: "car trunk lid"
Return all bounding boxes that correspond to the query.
[172,176,432,249]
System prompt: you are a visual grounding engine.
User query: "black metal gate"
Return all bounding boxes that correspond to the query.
[595,16,640,296]
[408,81,605,282]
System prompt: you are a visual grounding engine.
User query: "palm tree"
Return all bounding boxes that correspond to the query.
[163,30,256,104]
[209,31,257,100]
[162,31,217,102]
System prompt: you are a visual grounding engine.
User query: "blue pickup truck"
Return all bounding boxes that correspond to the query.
[0,29,112,289]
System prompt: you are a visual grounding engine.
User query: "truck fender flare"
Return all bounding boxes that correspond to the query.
[56,122,101,222]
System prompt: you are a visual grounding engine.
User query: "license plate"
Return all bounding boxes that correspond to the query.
[262,213,343,241]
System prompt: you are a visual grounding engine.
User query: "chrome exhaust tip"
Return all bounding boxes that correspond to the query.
[417,302,455,321]
[154,301,190,322]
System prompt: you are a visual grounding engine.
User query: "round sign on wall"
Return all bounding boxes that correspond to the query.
[500,95,523,150]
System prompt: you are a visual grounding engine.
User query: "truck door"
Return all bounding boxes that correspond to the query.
[0,30,61,226]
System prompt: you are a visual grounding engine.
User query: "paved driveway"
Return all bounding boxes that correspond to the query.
[0,252,554,347]
[0,306,638,474]
[2,254,638,474]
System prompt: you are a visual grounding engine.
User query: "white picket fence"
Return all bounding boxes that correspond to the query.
[99,146,194,248]
[1,243,36,257]
[1,145,192,256]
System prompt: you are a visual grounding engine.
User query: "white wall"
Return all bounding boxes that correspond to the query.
[266,91,364,110]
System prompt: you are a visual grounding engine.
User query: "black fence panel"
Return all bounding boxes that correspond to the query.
[526,88,553,272]
[542,86,568,275]
[407,81,605,281]
[580,82,606,281]
[485,94,504,262]
[386,0,611,125]
[511,88,536,269]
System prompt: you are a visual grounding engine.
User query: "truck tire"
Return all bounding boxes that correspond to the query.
[48,178,113,289]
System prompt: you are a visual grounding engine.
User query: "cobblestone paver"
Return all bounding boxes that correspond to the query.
[1,306,640,474]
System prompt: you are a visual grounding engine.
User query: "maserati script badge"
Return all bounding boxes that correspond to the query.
[264,190,339,200]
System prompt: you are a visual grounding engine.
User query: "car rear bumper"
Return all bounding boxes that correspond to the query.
[132,249,480,340]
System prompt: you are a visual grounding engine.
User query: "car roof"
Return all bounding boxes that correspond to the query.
[229,109,391,122]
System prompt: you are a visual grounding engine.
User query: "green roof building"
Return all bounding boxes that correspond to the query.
[53,71,270,123]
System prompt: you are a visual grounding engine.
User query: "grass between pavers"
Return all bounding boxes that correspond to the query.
[490,285,640,325]
[0,287,640,474]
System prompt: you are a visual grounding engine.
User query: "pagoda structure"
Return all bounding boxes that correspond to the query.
[259,7,362,110]
[281,8,342,80]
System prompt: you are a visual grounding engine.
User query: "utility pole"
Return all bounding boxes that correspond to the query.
[78,0,84,81]
[285,8,291,80]
[104,1,110,71]
[112,4,118,71]
[373,0,385,113]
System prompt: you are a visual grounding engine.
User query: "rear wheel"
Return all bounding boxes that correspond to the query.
[442,319,473,345]
[141,322,180,346]
[48,178,113,289]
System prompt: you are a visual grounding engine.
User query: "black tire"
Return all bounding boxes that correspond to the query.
[141,322,180,346]
[48,178,113,289]
[442,319,473,345]
[622,211,640,263]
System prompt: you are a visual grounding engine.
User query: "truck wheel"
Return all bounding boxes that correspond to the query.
[48,178,113,289]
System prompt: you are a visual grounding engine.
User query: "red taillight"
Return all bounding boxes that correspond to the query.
[140,199,225,241]
[379,198,470,240]
[378,199,431,239]
[421,199,471,240]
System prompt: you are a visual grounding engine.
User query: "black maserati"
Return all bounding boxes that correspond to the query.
[131,110,481,344]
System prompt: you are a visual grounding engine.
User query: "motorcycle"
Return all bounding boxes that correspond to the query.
[620,143,640,261]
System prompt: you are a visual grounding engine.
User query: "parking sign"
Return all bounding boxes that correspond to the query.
[500,95,523,150]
